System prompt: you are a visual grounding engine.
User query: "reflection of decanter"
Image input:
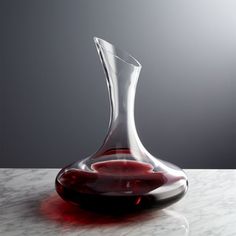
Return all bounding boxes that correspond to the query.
[55,37,188,211]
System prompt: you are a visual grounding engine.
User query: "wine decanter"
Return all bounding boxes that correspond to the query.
[55,37,188,211]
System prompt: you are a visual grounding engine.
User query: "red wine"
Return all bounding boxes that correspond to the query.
[56,160,186,212]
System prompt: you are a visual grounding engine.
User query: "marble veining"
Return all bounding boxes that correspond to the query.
[0,169,236,236]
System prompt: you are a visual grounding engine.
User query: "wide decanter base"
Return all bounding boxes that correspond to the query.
[55,152,188,212]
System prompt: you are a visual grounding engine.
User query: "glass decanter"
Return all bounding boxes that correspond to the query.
[55,37,188,211]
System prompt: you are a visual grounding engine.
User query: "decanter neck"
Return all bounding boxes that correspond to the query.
[94,37,142,150]
[109,65,139,126]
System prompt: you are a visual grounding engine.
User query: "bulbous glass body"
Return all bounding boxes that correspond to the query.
[56,37,188,212]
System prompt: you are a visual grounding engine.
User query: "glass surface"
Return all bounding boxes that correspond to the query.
[55,37,188,212]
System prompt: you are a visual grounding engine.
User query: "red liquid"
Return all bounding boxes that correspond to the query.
[56,160,185,212]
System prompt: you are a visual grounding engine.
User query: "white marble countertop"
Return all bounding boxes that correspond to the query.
[0,169,235,236]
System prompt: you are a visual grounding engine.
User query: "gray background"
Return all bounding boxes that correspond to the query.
[1,0,235,168]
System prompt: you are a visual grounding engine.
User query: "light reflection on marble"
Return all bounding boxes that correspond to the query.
[0,169,236,235]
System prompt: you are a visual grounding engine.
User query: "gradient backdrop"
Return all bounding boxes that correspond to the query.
[1,0,236,168]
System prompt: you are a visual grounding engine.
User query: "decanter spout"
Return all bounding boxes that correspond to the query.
[94,37,141,78]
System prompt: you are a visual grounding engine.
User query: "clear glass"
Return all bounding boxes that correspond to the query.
[55,37,188,212]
